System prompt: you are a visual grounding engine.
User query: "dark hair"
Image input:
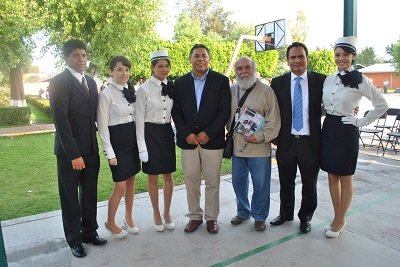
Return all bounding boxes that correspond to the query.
[62,39,87,57]
[189,44,211,58]
[335,45,357,64]
[151,58,171,68]
[109,55,131,70]
[286,42,309,60]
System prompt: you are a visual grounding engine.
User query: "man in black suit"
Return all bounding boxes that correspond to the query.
[172,44,231,234]
[270,42,326,233]
[49,39,106,258]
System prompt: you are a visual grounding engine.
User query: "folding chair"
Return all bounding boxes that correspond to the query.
[358,110,387,154]
[382,113,400,156]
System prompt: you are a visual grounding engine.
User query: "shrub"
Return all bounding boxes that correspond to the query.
[0,106,31,126]
[26,95,51,116]
[0,86,10,107]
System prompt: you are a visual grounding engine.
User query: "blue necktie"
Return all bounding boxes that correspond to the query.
[293,77,303,131]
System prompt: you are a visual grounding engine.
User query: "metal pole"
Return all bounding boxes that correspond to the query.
[0,223,8,267]
[225,35,270,77]
[343,0,357,36]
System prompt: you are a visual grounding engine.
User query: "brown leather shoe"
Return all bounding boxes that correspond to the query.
[231,216,249,225]
[206,220,218,234]
[184,220,203,233]
[255,221,266,232]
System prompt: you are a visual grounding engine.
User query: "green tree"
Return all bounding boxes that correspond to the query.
[357,46,378,66]
[308,50,336,75]
[41,0,163,80]
[289,10,308,43]
[0,0,43,106]
[391,40,400,72]
[180,0,235,38]
[173,11,203,42]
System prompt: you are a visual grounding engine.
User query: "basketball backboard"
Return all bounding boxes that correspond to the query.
[255,19,285,51]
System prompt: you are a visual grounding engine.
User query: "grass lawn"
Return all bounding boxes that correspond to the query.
[0,133,232,221]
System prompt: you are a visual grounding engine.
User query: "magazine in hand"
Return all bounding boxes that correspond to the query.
[234,107,265,136]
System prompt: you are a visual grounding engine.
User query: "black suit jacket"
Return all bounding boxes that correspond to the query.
[270,71,326,152]
[172,69,231,149]
[49,69,99,160]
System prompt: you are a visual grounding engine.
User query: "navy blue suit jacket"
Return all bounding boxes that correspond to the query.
[49,69,99,160]
[270,71,326,152]
[172,69,231,149]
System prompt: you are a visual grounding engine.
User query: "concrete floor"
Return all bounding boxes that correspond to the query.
[2,93,400,266]
[2,150,400,267]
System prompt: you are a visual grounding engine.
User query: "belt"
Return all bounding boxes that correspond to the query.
[291,134,310,139]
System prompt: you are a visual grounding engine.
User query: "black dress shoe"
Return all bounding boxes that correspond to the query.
[83,236,107,246]
[300,221,311,233]
[270,215,294,226]
[71,244,87,258]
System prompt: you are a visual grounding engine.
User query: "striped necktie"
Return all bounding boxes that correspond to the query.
[293,76,303,131]
[81,77,89,95]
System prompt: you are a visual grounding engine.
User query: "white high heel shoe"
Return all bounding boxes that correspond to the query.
[324,224,332,231]
[105,222,128,239]
[164,221,175,230]
[154,224,165,232]
[325,221,346,238]
[123,219,140,234]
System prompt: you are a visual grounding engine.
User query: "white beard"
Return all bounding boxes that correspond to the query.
[237,76,257,90]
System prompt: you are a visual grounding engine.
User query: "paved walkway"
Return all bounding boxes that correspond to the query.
[0,124,55,137]
[2,152,400,267]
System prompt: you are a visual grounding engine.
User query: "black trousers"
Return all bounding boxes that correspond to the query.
[276,135,319,222]
[56,153,100,248]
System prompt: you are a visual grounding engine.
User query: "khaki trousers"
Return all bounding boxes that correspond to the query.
[181,147,223,221]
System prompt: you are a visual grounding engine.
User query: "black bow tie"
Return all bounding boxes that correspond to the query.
[122,82,136,103]
[161,80,174,98]
[337,70,362,89]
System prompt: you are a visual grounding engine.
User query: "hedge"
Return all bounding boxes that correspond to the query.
[0,106,31,126]
[26,95,51,117]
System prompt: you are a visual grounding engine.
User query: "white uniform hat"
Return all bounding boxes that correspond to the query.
[150,49,169,62]
[334,36,357,52]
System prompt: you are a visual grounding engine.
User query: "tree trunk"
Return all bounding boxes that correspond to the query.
[10,65,26,107]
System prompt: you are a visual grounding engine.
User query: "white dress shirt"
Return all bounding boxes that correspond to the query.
[97,81,135,159]
[290,72,310,135]
[135,76,174,152]
[323,66,388,125]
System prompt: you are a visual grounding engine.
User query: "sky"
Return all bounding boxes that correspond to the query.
[34,0,400,74]
[157,0,399,59]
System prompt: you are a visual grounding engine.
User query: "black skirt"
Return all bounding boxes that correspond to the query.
[320,114,359,176]
[108,121,141,182]
[142,122,176,175]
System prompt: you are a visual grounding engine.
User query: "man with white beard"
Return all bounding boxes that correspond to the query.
[227,56,281,231]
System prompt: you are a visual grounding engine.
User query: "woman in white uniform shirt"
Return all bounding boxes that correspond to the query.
[136,49,176,232]
[97,56,141,238]
[320,36,388,238]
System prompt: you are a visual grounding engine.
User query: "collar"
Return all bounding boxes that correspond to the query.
[191,69,209,81]
[110,80,127,91]
[66,66,85,82]
[336,66,355,76]
[290,71,308,82]
[150,76,168,86]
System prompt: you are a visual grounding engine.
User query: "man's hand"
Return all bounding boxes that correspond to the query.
[186,133,199,145]
[196,131,210,145]
[246,135,257,144]
[108,158,117,166]
[71,157,85,170]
